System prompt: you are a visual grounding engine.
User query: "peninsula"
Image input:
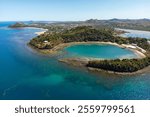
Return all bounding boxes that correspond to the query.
[27,26,150,73]
[9,21,150,73]
[9,22,27,28]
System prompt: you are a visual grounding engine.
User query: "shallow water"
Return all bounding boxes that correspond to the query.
[0,22,150,100]
[116,28,150,39]
[64,44,137,59]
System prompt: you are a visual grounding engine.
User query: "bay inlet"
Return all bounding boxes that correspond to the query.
[0,22,150,100]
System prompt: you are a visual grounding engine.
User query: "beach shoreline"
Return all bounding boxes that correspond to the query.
[31,41,146,59]
[28,38,149,75]
[59,57,150,75]
[35,29,48,35]
[88,66,150,75]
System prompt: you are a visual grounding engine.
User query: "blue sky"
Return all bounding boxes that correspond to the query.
[0,0,150,21]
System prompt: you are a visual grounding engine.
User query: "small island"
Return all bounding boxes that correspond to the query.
[9,22,27,28]
[27,26,150,74]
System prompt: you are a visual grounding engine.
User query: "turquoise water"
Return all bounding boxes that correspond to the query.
[64,44,137,59]
[0,22,150,100]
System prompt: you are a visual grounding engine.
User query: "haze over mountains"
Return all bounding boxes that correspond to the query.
[16,18,150,31]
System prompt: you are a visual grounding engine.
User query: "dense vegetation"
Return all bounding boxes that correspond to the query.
[29,26,115,49]
[9,22,27,28]
[10,21,150,73]
[127,37,150,51]
[29,26,150,52]
[87,57,150,72]
[62,26,115,42]
[29,33,63,49]
[28,26,150,73]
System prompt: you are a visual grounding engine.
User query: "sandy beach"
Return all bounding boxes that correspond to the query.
[35,29,48,35]
[40,41,146,59]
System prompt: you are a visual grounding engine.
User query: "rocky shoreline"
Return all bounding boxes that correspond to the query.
[29,39,149,75]
[59,57,150,75]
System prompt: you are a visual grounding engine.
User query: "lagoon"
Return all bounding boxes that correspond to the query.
[0,22,150,100]
[64,44,137,59]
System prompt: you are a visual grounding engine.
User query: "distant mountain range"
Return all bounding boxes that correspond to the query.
[84,19,150,31]
[9,18,150,31]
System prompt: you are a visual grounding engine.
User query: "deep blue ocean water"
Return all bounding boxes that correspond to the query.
[0,22,150,100]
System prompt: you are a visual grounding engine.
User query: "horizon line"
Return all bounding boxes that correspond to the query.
[0,18,150,22]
